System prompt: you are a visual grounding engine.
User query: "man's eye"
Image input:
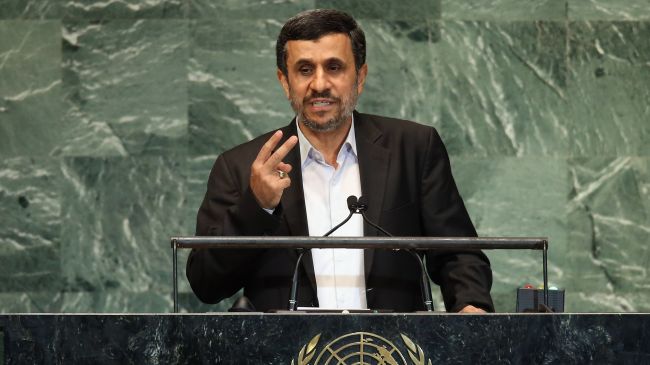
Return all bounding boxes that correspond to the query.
[328,64,341,72]
[299,67,312,75]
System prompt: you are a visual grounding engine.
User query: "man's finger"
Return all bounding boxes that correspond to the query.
[277,176,291,189]
[459,305,486,313]
[276,162,293,173]
[265,135,298,168]
[254,130,283,165]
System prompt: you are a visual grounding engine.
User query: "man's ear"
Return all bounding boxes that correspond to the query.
[356,63,368,95]
[277,69,291,99]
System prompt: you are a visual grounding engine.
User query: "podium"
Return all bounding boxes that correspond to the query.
[172,236,550,312]
[1,313,649,363]
[1,237,648,363]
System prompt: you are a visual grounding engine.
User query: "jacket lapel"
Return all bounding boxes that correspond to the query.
[277,121,317,296]
[354,112,391,278]
[278,120,308,236]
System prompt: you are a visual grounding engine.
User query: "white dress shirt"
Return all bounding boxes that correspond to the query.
[296,118,367,309]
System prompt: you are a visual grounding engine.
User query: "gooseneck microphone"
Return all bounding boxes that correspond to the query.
[288,195,360,311]
[288,195,435,312]
[323,196,360,237]
[355,196,392,237]
[355,196,434,312]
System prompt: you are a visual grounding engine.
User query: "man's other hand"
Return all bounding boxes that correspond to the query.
[459,305,486,313]
[250,130,298,209]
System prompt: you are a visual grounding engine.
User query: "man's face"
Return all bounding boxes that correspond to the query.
[277,33,367,132]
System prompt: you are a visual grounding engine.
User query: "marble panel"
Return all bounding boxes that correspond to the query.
[438,21,570,157]
[0,20,63,158]
[59,156,192,312]
[185,155,215,229]
[59,19,188,157]
[356,20,441,127]
[189,0,314,19]
[0,293,62,313]
[566,21,650,157]
[441,0,567,21]
[316,0,440,20]
[0,158,62,301]
[568,0,650,20]
[567,157,650,312]
[188,17,292,157]
[60,291,173,313]
[452,157,569,311]
[0,0,62,19]
[62,0,187,19]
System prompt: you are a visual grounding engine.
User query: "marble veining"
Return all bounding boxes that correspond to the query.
[0,0,61,19]
[567,157,650,312]
[190,0,314,20]
[315,0,441,20]
[59,156,191,312]
[568,0,650,20]
[566,21,650,157]
[0,20,63,157]
[63,0,187,18]
[438,20,569,157]
[442,0,567,21]
[0,314,649,363]
[60,19,188,157]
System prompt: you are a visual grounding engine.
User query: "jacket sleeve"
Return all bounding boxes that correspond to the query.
[186,152,283,304]
[420,128,495,312]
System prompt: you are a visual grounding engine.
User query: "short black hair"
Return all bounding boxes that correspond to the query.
[276,9,366,76]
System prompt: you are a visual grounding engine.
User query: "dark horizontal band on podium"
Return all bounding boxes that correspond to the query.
[171,236,548,250]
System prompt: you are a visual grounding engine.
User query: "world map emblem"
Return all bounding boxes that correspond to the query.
[291,332,432,365]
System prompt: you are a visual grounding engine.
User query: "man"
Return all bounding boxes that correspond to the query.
[187,9,494,313]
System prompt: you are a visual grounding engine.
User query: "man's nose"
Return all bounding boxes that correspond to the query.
[309,67,331,93]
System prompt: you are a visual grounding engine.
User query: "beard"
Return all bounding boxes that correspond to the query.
[289,83,359,133]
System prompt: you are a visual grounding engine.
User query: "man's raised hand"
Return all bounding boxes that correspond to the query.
[250,130,298,209]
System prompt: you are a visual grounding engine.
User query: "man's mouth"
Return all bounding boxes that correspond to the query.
[312,101,331,107]
[308,98,336,110]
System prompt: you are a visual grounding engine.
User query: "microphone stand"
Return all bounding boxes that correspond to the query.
[288,196,359,311]
[288,250,306,311]
[288,195,435,312]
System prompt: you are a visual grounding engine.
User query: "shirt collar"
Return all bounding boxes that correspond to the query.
[296,114,358,167]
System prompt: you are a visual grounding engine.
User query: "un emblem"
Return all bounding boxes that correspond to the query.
[291,332,432,365]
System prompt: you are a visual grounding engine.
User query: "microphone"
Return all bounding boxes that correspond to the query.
[356,196,434,312]
[323,196,359,237]
[356,196,391,237]
[288,195,360,311]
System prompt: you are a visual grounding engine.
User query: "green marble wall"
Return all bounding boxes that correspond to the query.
[0,0,648,313]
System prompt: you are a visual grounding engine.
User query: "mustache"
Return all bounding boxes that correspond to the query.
[303,91,340,103]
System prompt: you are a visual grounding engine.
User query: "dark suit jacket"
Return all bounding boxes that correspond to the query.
[187,111,494,312]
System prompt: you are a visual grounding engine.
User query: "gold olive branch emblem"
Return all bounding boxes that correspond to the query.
[400,333,432,365]
[292,333,321,365]
[291,332,431,365]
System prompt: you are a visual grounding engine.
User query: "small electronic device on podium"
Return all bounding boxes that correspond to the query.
[516,284,565,312]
